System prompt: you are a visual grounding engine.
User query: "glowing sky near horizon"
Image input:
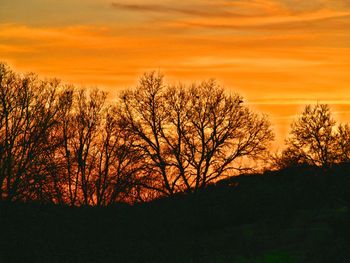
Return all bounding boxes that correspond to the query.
[1,0,350,145]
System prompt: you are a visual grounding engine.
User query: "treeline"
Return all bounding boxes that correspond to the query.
[0,64,273,205]
[1,63,350,206]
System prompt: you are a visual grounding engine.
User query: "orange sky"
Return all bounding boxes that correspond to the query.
[1,0,350,146]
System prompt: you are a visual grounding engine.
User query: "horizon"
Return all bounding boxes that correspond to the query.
[1,0,350,145]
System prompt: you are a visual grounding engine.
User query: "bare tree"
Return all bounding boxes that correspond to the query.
[118,72,274,196]
[336,123,350,163]
[285,104,338,168]
[118,72,175,196]
[55,86,79,205]
[94,106,144,205]
[182,81,273,190]
[56,88,107,205]
[55,87,143,206]
[161,85,192,192]
[0,64,62,202]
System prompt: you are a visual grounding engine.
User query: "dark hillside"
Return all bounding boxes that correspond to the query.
[1,166,350,263]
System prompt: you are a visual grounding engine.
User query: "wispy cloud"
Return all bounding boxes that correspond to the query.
[1,0,350,144]
[172,8,350,30]
[111,1,350,34]
[111,2,249,17]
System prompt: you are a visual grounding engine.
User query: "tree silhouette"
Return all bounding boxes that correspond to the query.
[336,123,350,163]
[1,64,275,204]
[118,72,274,196]
[0,64,62,201]
[284,104,342,168]
[166,81,274,191]
[94,105,144,205]
[118,72,176,196]
[56,88,141,205]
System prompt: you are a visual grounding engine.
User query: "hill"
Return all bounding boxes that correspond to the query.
[1,166,350,263]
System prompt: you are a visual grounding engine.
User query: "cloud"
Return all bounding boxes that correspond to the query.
[111,2,245,17]
[111,1,350,33]
[2,0,350,147]
[170,8,350,31]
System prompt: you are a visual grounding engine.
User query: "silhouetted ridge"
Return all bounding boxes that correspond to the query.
[1,166,350,263]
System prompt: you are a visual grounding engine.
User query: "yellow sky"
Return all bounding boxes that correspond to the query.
[1,0,350,145]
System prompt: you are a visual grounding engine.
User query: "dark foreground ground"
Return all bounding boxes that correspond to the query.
[1,166,350,263]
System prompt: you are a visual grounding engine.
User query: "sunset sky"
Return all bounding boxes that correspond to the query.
[1,0,350,145]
